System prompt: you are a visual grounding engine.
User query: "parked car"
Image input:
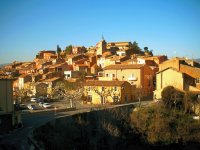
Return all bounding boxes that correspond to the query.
[37,98,44,103]
[19,104,28,110]
[43,103,52,108]
[30,97,37,102]
[38,102,44,107]
[27,104,37,110]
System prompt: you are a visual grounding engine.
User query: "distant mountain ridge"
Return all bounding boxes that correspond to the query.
[0,63,9,68]
[196,58,200,62]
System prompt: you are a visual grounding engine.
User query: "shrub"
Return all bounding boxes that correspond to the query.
[131,104,200,145]
[161,86,184,110]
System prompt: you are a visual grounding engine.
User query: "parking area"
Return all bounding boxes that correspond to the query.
[19,97,88,114]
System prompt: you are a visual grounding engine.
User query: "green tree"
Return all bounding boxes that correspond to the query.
[36,84,47,97]
[184,91,198,114]
[144,47,149,52]
[65,45,72,54]
[149,50,153,56]
[161,86,176,109]
[132,41,141,52]
[50,80,83,100]
[143,47,153,56]
[57,45,62,55]
[131,105,200,144]
[161,86,184,110]
[14,88,30,103]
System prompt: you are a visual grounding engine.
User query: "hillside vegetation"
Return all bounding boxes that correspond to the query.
[33,100,200,150]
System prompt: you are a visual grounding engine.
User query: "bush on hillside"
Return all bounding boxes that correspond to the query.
[161,86,184,110]
[131,104,200,145]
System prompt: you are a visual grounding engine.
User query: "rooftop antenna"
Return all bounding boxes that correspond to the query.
[102,34,105,41]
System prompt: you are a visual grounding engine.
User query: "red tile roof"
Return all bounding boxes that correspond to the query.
[42,77,61,82]
[0,76,15,80]
[103,64,145,70]
[19,74,31,78]
[83,80,129,86]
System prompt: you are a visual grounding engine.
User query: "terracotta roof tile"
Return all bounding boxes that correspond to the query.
[19,74,31,78]
[84,80,128,86]
[49,63,67,68]
[103,64,145,70]
[0,76,15,80]
[42,77,61,82]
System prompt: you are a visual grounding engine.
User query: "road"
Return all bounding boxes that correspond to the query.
[0,100,106,150]
[0,101,151,150]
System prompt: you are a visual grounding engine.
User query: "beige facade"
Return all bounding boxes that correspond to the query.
[107,42,132,50]
[159,58,181,71]
[156,58,200,99]
[103,64,154,95]
[42,77,61,95]
[72,46,86,54]
[96,40,107,55]
[83,80,136,104]
[154,68,196,99]
[36,50,57,60]
[97,55,129,68]
[18,74,32,89]
[159,57,200,72]
[97,56,115,68]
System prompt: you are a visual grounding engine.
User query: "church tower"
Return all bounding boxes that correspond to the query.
[96,36,107,55]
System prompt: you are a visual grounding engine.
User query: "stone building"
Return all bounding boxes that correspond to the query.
[96,40,107,55]
[83,80,136,104]
[154,57,200,99]
[102,64,154,95]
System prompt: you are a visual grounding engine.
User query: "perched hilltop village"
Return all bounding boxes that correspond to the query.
[0,39,168,104]
[0,39,200,135]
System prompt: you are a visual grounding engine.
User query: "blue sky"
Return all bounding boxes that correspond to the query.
[0,0,200,64]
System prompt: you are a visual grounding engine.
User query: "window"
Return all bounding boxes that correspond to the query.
[102,87,105,91]
[88,87,91,91]
[106,74,108,77]
[113,96,119,103]
[196,78,200,83]
[58,68,62,72]
[87,95,92,102]
[114,86,117,91]
[112,74,115,78]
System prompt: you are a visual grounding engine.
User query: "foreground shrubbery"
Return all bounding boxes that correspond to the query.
[33,106,139,150]
[131,104,200,145]
[33,99,200,149]
[131,86,200,145]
